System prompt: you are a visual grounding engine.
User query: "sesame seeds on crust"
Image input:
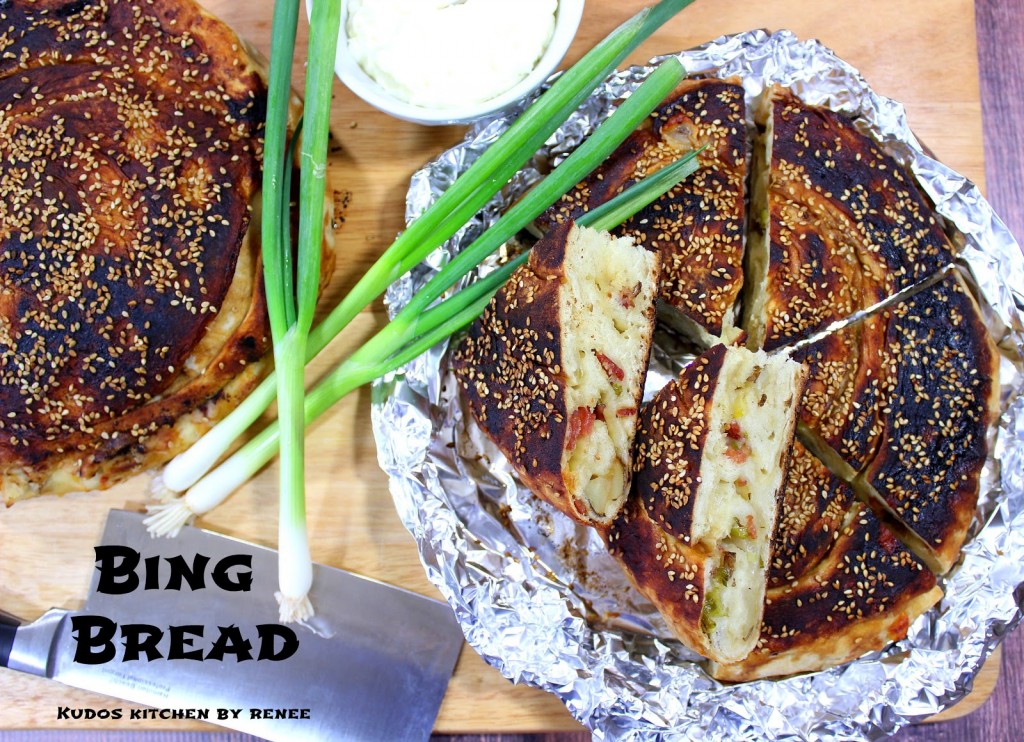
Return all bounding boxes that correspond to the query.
[711,504,941,682]
[768,440,854,588]
[0,0,271,502]
[751,86,957,350]
[857,273,1000,572]
[539,78,747,340]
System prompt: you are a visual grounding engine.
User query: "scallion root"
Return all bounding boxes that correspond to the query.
[148,472,178,504]
[275,592,314,624]
[143,499,196,538]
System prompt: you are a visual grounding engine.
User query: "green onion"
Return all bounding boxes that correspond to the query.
[144,143,701,539]
[151,0,697,502]
[145,0,700,621]
[253,0,339,623]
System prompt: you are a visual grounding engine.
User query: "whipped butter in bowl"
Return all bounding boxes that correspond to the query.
[327,0,585,125]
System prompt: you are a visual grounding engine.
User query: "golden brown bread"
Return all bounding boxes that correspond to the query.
[452,221,659,527]
[606,344,806,663]
[744,86,957,351]
[0,0,335,503]
[538,77,747,344]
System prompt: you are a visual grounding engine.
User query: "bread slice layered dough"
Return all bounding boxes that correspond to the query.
[0,0,336,504]
[538,78,748,345]
[709,502,942,682]
[768,440,856,588]
[452,221,659,527]
[606,344,806,663]
[791,272,999,574]
[743,86,957,351]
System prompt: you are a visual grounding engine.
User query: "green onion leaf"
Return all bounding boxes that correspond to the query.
[153,0,697,501]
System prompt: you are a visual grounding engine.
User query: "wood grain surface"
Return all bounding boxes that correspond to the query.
[0,0,1019,739]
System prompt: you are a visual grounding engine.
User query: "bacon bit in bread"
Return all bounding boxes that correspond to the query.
[618,282,643,309]
[724,420,751,464]
[616,407,637,417]
[566,406,596,450]
[887,611,911,641]
[595,351,625,382]
[745,514,757,539]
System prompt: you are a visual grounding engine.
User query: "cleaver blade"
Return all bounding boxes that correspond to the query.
[0,509,464,741]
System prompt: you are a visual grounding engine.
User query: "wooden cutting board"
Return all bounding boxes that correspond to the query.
[0,0,996,734]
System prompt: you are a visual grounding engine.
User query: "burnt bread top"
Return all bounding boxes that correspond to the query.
[768,88,955,289]
[858,272,1000,572]
[0,0,271,499]
[539,78,747,341]
[710,503,941,682]
[627,344,725,538]
[790,313,889,470]
[452,221,574,501]
[768,440,855,588]
[746,86,957,351]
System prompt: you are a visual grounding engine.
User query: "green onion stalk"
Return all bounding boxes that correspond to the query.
[150,0,697,502]
[148,146,700,553]
[144,0,699,621]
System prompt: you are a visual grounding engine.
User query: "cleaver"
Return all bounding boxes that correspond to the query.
[0,509,464,741]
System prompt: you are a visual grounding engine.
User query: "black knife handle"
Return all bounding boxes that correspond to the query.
[0,609,20,668]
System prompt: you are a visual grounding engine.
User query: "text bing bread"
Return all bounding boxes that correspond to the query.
[606,344,806,664]
[452,221,660,527]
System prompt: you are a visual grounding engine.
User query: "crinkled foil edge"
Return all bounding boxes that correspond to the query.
[370,29,1024,741]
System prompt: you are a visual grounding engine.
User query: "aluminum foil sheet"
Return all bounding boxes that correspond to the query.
[370,29,1024,740]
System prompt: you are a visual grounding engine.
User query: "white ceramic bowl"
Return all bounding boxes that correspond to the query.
[317,0,585,126]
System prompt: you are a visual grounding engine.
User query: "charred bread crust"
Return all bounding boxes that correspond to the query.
[767,88,955,290]
[0,0,336,503]
[768,440,855,588]
[748,87,957,350]
[539,78,747,340]
[710,504,942,682]
[605,489,711,655]
[604,346,726,656]
[858,273,1000,572]
[790,313,889,469]
[453,221,574,512]
[628,344,725,537]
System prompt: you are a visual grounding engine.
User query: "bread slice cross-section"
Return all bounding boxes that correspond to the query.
[605,343,806,664]
[452,220,660,527]
[538,78,748,346]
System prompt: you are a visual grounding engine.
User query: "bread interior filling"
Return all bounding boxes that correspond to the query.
[694,347,800,659]
[561,226,658,518]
